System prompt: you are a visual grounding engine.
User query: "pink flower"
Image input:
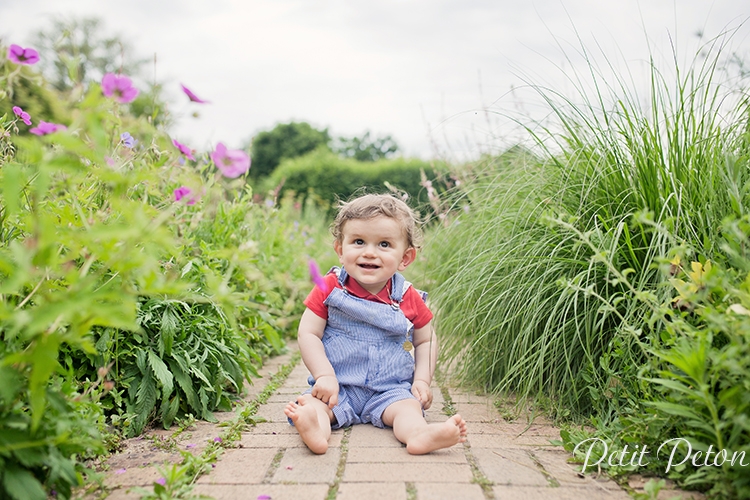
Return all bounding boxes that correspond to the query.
[12,106,31,126]
[180,83,210,103]
[101,73,139,103]
[155,478,167,486]
[29,121,67,136]
[114,468,127,474]
[8,44,39,65]
[257,495,271,500]
[213,437,223,443]
[308,259,328,294]
[211,142,250,178]
[172,139,195,161]
[173,186,196,205]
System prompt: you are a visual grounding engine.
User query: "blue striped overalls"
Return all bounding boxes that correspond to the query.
[307,266,423,429]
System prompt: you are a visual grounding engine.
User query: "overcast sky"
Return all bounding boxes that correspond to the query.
[1,1,748,160]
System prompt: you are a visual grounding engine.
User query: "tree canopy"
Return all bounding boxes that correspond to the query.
[333,131,399,162]
[248,121,330,179]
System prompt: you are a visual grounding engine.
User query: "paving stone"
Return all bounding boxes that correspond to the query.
[192,483,330,500]
[471,447,549,486]
[467,429,559,448]
[104,466,164,488]
[448,390,492,404]
[272,446,341,484]
[256,401,292,423]
[241,422,345,448]
[416,482,486,500]
[347,445,467,464]
[344,462,474,483]
[452,401,501,422]
[492,485,632,499]
[101,487,143,499]
[531,448,622,490]
[196,448,278,485]
[337,481,408,500]
[348,424,403,448]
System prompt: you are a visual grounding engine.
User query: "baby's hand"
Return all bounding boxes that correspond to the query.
[311,375,339,409]
[411,379,433,410]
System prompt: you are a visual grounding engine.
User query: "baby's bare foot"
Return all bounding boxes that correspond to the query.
[284,398,329,454]
[406,414,468,455]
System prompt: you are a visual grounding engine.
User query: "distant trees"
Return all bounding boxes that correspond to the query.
[248,122,331,180]
[32,17,148,92]
[247,123,401,181]
[31,16,170,126]
[332,131,399,162]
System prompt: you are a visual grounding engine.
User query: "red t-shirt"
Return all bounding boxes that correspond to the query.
[304,271,433,329]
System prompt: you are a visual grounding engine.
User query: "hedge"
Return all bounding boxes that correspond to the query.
[265,148,448,215]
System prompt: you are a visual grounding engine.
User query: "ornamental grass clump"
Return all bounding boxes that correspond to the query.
[425,28,750,426]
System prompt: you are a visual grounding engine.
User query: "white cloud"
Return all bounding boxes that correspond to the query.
[1,0,747,159]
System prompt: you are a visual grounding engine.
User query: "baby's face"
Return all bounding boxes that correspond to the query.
[334,216,415,295]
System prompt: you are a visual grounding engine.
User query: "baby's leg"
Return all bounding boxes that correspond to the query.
[381,399,468,455]
[284,393,334,454]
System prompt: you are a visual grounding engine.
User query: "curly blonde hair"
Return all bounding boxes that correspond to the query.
[331,193,423,249]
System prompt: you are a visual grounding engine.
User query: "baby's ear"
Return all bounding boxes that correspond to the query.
[398,247,417,270]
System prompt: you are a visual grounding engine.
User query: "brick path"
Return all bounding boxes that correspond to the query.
[97,343,703,500]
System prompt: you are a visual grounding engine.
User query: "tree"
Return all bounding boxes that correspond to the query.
[32,17,148,92]
[333,131,399,162]
[248,121,330,179]
[31,17,170,126]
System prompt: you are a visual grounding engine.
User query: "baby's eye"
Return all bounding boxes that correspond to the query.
[379,241,390,248]
[354,239,365,245]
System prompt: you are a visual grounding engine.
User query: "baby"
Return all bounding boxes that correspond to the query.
[285,193,467,454]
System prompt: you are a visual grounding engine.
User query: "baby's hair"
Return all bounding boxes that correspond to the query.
[331,193,423,249]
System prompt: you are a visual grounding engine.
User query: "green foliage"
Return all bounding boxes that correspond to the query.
[421,31,749,495]
[0,49,71,128]
[333,131,399,162]
[267,148,448,216]
[248,121,331,180]
[0,51,333,497]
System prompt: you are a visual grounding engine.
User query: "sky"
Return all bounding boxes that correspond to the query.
[1,1,748,160]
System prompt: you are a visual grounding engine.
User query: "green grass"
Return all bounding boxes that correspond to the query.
[422,28,750,420]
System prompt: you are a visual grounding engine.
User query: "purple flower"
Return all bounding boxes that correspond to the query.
[114,468,127,474]
[155,477,167,486]
[120,132,136,148]
[210,142,250,178]
[308,259,328,294]
[8,44,39,65]
[12,106,31,126]
[29,121,67,136]
[180,83,210,103]
[257,495,271,500]
[213,437,223,443]
[172,139,195,161]
[185,443,197,449]
[173,186,196,205]
[101,73,139,103]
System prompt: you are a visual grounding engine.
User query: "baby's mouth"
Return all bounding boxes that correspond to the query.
[358,263,380,269]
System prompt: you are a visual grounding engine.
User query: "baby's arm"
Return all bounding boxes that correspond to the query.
[411,321,438,409]
[297,308,339,408]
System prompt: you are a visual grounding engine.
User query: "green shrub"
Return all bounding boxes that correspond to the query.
[266,148,448,216]
[0,90,179,497]
[0,73,335,497]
